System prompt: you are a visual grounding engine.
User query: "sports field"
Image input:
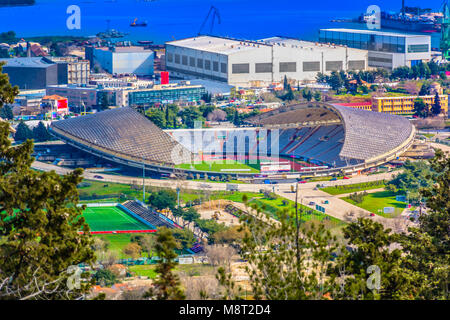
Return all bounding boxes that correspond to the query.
[175,160,260,173]
[82,206,155,232]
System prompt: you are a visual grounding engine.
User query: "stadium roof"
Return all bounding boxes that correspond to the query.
[50,107,192,166]
[247,103,414,161]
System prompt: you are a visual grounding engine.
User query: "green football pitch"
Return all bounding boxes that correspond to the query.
[82,206,153,232]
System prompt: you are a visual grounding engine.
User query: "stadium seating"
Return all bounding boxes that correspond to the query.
[122,200,175,229]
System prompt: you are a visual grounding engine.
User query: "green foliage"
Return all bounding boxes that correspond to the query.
[0,120,95,299]
[389,160,433,201]
[14,120,33,141]
[144,227,185,300]
[431,92,442,116]
[348,191,367,204]
[0,104,13,120]
[413,98,429,118]
[93,269,117,287]
[32,121,52,142]
[171,228,196,249]
[146,108,166,128]
[148,189,177,211]
[179,106,203,128]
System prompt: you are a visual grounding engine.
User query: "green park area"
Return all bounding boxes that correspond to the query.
[321,181,386,195]
[175,160,259,173]
[342,190,407,218]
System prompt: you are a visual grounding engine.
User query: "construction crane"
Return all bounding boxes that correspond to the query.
[441,0,450,60]
[198,5,221,35]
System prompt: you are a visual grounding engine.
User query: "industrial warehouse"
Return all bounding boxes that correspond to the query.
[165,35,369,87]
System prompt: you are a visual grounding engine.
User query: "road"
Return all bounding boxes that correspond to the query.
[32,160,403,229]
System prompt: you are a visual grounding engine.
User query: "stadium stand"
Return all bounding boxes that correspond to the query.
[48,103,414,176]
[122,200,176,229]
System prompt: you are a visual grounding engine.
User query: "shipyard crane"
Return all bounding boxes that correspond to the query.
[441,0,450,60]
[198,5,221,35]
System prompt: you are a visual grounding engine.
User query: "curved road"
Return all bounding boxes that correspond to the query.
[32,160,404,229]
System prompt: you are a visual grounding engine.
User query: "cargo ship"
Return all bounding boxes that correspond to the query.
[357,1,441,33]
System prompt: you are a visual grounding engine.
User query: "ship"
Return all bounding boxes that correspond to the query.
[130,18,148,27]
[358,1,441,33]
[96,29,128,39]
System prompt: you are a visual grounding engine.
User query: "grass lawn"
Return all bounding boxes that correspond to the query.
[128,265,158,278]
[129,263,216,278]
[78,180,142,200]
[94,234,134,258]
[83,206,154,231]
[176,160,259,173]
[342,191,406,218]
[322,181,386,195]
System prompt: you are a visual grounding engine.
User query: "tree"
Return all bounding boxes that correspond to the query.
[431,92,442,116]
[122,242,142,259]
[0,121,95,299]
[93,269,117,287]
[232,108,241,126]
[14,120,33,141]
[398,149,449,299]
[179,106,202,128]
[0,104,13,120]
[131,234,156,258]
[206,109,227,122]
[327,71,343,92]
[172,228,196,249]
[413,98,429,118]
[144,227,185,300]
[313,91,321,102]
[389,160,433,201]
[331,218,419,300]
[182,207,200,229]
[235,200,339,300]
[32,121,52,142]
[419,82,431,96]
[302,89,312,102]
[0,62,18,110]
[146,109,166,128]
[148,189,177,211]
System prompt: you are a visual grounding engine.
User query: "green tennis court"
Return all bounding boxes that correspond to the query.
[82,206,153,232]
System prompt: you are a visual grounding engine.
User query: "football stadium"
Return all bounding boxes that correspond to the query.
[49,104,415,178]
[81,201,179,234]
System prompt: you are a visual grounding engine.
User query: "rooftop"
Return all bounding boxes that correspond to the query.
[320,28,430,38]
[166,35,362,55]
[0,57,54,68]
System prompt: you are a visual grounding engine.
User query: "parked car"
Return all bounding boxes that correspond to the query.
[309,201,315,206]
[343,176,350,180]
[330,177,337,181]
[298,180,307,184]
[370,213,375,217]
[93,175,103,179]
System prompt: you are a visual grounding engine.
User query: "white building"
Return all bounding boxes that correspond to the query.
[165,35,368,87]
[319,28,431,70]
[87,46,154,76]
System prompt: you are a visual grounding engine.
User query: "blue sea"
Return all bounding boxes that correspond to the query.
[0,0,443,46]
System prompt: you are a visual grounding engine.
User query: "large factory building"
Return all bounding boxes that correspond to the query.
[165,35,368,87]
